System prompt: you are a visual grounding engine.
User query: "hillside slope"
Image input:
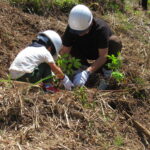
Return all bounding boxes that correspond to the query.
[0,1,150,150]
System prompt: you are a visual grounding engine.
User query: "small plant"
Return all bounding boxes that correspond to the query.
[73,86,96,108]
[133,77,145,85]
[107,53,122,70]
[113,135,124,147]
[0,74,13,88]
[56,54,82,76]
[107,53,124,83]
[74,86,88,107]
[111,71,124,83]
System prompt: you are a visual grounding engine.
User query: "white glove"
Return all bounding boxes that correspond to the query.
[61,75,74,90]
[73,70,90,86]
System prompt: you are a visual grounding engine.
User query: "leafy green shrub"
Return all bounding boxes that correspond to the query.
[56,54,82,76]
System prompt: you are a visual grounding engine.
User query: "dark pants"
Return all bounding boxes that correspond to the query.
[70,35,122,70]
[141,0,148,10]
[17,63,52,83]
[104,35,122,70]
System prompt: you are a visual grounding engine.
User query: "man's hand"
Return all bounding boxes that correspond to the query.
[61,75,74,90]
[73,70,90,86]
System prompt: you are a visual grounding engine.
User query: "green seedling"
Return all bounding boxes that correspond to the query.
[107,53,122,70]
[74,86,88,107]
[107,53,124,83]
[111,71,124,83]
[56,54,82,76]
[113,135,124,147]
[73,86,96,108]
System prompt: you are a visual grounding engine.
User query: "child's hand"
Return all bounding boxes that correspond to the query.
[61,75,74,90]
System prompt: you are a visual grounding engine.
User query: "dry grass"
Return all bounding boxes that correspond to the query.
[0,82,148,149]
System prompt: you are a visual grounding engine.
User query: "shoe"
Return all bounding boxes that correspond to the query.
[98,79,109,90]
[45,86,59,93]
[102,68,112,78]
[41,83,59,93]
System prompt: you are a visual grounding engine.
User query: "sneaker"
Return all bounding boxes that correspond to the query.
[42,83,59,93]
[98,79,109,90]
[102,68,112,78]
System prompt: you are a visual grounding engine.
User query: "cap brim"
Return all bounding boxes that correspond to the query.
[69,28,88,35]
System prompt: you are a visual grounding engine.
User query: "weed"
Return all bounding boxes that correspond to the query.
[9,0,52,15]
[102,0,125,13]
[112,12,135,33]
[113,135,124,147]
[107,2,120,12]
[73,86,96,108]
[53,0,79,12]
[121,21,134,31]
[111,71,124,83]
[74,86,88,106]
[88,120,94,129]
[9,0,79,14]
[133,77,145,85]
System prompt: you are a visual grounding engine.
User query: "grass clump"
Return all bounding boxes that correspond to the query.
[9,0,52,15]
[53,0,79,12]
[113,135,124,147]
[8,0,80,15]
[74,86,88,107]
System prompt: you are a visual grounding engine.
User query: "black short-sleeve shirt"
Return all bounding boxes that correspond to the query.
[62,18,113,60]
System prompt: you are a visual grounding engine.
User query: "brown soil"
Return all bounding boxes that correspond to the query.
[0,1,150,150]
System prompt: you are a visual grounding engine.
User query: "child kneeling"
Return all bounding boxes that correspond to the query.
[9,30,74,93]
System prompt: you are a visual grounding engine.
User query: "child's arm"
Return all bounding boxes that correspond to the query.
[48,62,65,80]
